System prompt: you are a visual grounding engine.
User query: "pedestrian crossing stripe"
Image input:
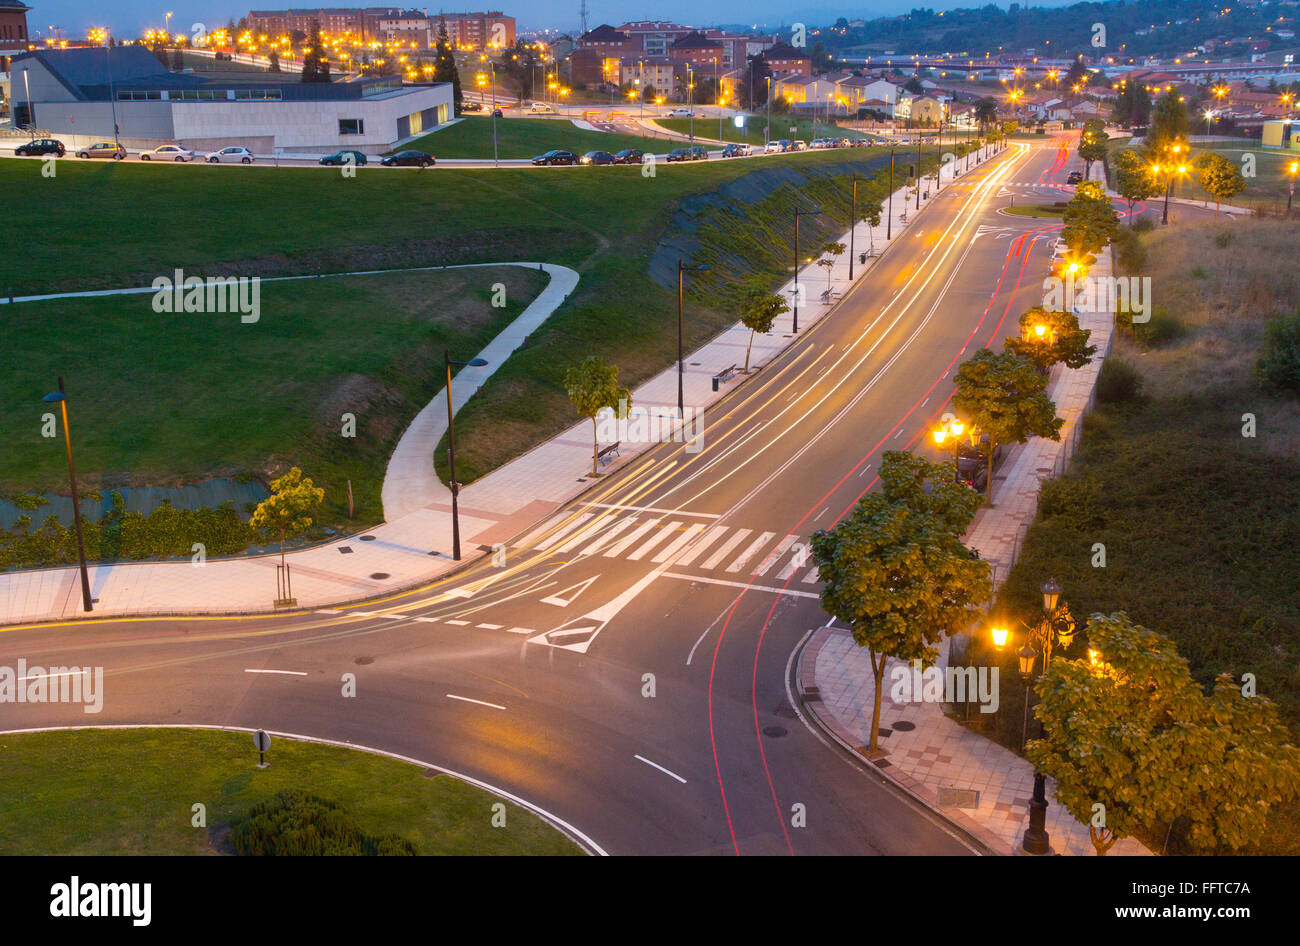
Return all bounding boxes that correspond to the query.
[509,515,821,583]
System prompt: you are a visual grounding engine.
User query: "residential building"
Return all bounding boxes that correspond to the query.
[620,57,676,98]
[761,41,810,78]
[245,9,514,49]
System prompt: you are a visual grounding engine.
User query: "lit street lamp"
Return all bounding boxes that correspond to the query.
[792,205,822,334]
[677,260,711,417]
[444,351,489,561]
[42,378,93,612]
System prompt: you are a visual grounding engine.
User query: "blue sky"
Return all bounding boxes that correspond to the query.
[29,1,1074,40]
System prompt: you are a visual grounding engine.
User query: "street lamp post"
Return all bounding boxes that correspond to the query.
[42,379,93,612]
[1287,160,1297,213]
[766,76,772,150]
[677,260,711,417]
[849,173,859,280]
[887,147,895,240]
[489,60,498,168]
[992,577,1077,856]
[931,415,967,481]
[792,205,822,334]
[443,351,489,561]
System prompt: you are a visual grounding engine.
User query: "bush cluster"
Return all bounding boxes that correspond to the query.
[231,789,417,856]
[1256,312,1300,395]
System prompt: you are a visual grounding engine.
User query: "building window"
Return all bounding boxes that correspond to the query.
[339,118,364,135]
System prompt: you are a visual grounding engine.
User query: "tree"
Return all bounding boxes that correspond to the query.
[1062,56,1090,89]
[433,16,462,111]
[642,83,656,103]
[951,349,1063,501]
[740,53,771,113]
[731,279,788,373]
[1077,118,1108,178]
[268,48,281,72]
[1148,89,1190,156]
[1112,147,1160,223]
[817,241,845,294]
[250,467,324,572]
[1028,613,1300,855]
[1112,81,1151,128]
[1061,180,1119,259]
[904,75,924,94]
[974,96,998,131]
[301,22,330,83]
[1004,306,1097,374]
[151,41,169,69]
[564,356,631,476]
[1193,151,1246,217]
[810,451,991,755]
[859,198,883,254]
[170,48,183,71]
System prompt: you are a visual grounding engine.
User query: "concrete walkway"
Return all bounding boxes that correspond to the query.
[0,142,1002,624]
[798,159,1154,856]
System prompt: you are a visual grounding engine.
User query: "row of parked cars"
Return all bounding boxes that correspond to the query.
[13,138,259,163]
[530,148,648,166]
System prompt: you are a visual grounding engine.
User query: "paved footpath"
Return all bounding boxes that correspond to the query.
[797,159,1153,856]
[0,143,1004,625]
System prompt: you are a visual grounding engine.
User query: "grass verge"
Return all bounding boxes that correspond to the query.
[0,727,582,855]
[402,115,670,159]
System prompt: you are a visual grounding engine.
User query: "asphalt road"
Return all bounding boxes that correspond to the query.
[0,136,1155,855]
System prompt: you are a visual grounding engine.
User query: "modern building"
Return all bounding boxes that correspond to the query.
[0,0,31,123]
[8,45,452,154]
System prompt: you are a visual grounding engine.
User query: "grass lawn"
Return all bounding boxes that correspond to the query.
[1108,135,1298,211]
[402,115,670,159]
[656,115,873,144]
[1002,203,1066,217]
[0,728,582,855]
[977,217,1300,854]
[0,266,548,526]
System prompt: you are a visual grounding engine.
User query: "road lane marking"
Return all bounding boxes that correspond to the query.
[575,516,639,555]
[315,609,342,615]
[700,528,751,570]
[634,754,687,783]
[476,623,504,630]
[602,519,659,557]
[445,619,470,626]
[627,520,682,560]
[672,524,729,567]
[413,616,439,623]
[506,627,535,635]
[752,534,798,578]
[446,694,506,710]
[244,669,308,676]
[660,572,821,599]
[651,522,707,563]
[724,531,777,573]
[533,513,594,550]
[579,502,719,518]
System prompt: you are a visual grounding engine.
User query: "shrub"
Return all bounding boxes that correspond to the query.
[1214,230,1233,248]
[1037,475,1106,529]
[1131,217,1155,233]
[231,789,417,856]
[1096,356,1145,404]
[1135,306,1185,347]
[1256,312,1300,395]
[1190,265,1209,279]
[1112,226,1146,273]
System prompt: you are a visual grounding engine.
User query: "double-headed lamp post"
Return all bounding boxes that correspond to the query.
[42,378,93,612]
[1287,160,1298,214]
[444,351,489,561]
[931,415,967,481]
[991,577,1077,856]
[677,260,711,417]
[1152,143,1188,225]
[792,205,823,334]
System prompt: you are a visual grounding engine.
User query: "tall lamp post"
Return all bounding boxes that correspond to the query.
[489,59,498,168]
[992,578,1077,856]
[931,415,967,481]
[677,260,711,417]
[792,205,822,334]
[444,351,489,561]
[1287,159,1297,214]
[1152,144,1188,225]
[886,146,895,240]
[42,378,93,612]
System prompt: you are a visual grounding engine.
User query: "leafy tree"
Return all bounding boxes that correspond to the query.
[1193,151,1246,217]
[904,75,924,94]
[859,198,883,253]
[1112,81,1151,127]
[433,16,462,110]
[268,48,281,72]
[1255,311,1300,395]
[1004,306,1097,374]
[740,53,771,112]
[1029,613,1300,855]
[170,48,183,70]
[951,349,1063,501]
[1062,55,1090,89]
[301,22,331,83]
[1061,180,1119,259]
[818,241,845,293]
[974,96,998,130]
[564,356,631,476]
[1112,148,1160,223]
[731,279,789,373]
[151,41,169,68]
[1077,118,1108,178]
[810,452,991,754]
[1148,89,1190,156]
[250,467,324,570]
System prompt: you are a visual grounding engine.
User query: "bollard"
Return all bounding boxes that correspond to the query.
[712,376,720,392]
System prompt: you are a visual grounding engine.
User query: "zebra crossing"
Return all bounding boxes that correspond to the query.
[512,511,823,584]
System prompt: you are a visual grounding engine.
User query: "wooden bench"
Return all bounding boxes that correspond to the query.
[711,364,739,391]
[596,442,620,467]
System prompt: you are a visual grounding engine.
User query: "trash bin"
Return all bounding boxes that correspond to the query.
[859,252,867,265]
[712,376,720,392]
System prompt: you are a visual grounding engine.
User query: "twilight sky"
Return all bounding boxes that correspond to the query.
[29,1,1074,41]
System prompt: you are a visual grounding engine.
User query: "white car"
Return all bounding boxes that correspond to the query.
[529,101,556,114]
[764,140,785,153]
[140,144,195,162]
[203,146,255,164]
[666,107,693,118]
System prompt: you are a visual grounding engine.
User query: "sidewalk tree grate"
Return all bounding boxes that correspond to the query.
[891,720,916,731]
[369,572,390,580]
[338,546,353,554]
[354,656,374,665]
[773,705,797,719]
[762,726,788,738]
[877,727,893,738]
[937,787,981,809]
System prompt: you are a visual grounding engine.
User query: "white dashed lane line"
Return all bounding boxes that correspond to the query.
[635,755,687,784]
[446,694,506,711]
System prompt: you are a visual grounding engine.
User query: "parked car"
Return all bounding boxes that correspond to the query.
[764,140,785,153]
[612,148,644,164]
[666,147,692,162]
[666,107,693,118]
[76,141,126,160]
[140,144,195,162]
[203,146,254,164]
[320,149,368,166]
[531,149,578,165]
[688,145,708,160]
[956,440,1002,492]
[14,138,64,157]
[775,139,795,152]
[721,143,750,157]
[492,108,503,118]
[580,150,615,165]
[1066,170,1084,184]
[529,101,556,114]
[808,137,830,149]
[381,149,435,167]
[790,140,809,151]
[459,102,484,112]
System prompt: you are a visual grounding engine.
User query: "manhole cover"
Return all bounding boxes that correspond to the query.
[369,572,390,580]
[338,546,353,554]
[773,706,797,719]
[891,720,917,731]
[938,787,981,809]
[354,656,374,665]
[762,726,788,738]
[359,535,377,541]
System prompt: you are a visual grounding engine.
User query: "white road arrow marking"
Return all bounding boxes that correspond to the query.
[540,574,598,608]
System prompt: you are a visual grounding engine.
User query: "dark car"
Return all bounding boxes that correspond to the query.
[492,108,503,118]
[580,150,615,165]
[688,145,708,161]
[666,147,692,162]
[381,149,435,167]
[459,102,484,112]
[531,149,578,166]
[320,149,368,166]
[956,440,1003,492]
[612,148,644,164]
[1066,170,1084,184]
[15,138,64,157]
[721,143,748,158]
